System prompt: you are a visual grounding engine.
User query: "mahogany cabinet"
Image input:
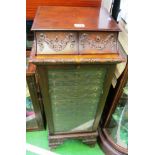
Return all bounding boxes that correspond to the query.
[26,51,45,131]
[29,6,125,148]
[98,59,128,155]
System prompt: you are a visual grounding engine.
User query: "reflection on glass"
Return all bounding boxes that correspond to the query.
[26,84,38,129]
[106,83,128,149]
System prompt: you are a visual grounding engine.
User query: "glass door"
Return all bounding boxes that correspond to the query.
[105,83,128,150]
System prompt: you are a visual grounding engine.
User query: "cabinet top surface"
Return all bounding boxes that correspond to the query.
[31,6,120,31]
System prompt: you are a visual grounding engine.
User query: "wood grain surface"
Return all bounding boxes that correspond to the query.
[31,6,120,31]
[26,0,101,20]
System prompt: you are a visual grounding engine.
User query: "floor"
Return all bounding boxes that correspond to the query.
[26,130,105,155]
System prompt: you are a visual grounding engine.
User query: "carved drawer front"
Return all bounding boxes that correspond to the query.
[36,32,78,54]
[79,32,118,54]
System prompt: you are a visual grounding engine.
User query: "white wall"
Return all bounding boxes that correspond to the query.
[101,0,113,12]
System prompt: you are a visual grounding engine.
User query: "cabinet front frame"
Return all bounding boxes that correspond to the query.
[37,63,116,135]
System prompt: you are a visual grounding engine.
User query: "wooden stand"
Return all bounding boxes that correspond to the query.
[49,131,98,148]
[30,6,125,148]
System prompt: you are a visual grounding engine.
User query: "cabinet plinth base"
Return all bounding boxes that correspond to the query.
[48,131,98,148]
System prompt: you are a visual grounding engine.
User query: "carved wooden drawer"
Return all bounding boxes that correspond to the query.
[36,31,118,54]
[79,32,118,54]
[36,32,78,54]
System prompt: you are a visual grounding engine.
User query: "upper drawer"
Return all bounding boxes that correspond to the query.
[79,32,118,54]
[35,31,118,54]
[36,32,78,54]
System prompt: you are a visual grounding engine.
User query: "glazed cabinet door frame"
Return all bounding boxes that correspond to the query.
[26,52,45,131]
[26,74,45,131]
[104,63,128,128]
[99,61,128,155]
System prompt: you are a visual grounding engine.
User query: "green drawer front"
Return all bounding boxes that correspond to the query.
[48,65,107,133]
